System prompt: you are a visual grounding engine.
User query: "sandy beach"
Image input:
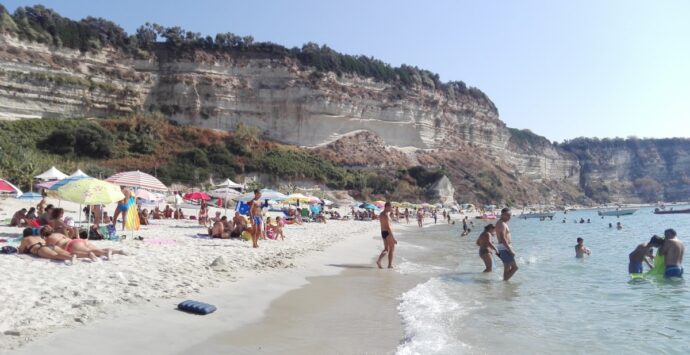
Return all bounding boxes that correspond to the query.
[0,196,392,353]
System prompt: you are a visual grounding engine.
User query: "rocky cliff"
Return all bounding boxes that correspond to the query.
[0,30,687,204]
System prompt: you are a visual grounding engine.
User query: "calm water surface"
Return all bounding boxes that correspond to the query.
[394,207,690,354]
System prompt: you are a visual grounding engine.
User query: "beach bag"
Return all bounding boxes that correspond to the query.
[1,246,18,254]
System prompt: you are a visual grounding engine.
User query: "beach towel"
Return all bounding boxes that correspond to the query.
[124,196,140,231]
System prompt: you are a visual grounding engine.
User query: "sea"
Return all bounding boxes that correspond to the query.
[394,206,690,354]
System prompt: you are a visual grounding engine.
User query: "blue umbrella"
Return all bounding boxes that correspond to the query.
[47,176,88,191]
[17,192,42,200]
[359,203,378,210]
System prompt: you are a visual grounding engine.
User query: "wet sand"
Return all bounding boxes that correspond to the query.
[192,261,422,355]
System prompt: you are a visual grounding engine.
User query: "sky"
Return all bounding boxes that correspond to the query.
[3,0,689,142]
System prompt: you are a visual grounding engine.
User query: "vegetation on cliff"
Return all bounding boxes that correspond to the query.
[0,115,450,201]
[0,4,494,110]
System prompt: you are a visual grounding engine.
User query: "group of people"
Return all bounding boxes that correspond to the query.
[18,226,126,264]
[628,229,684,278]
[475,208,519,281]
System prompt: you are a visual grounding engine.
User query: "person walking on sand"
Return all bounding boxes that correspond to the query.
[376,202,397,269]
[404,208,410,224]
[660,228,684,278]
[476,224,498,272]
[417,209,424,228]
[249,189,263,248]
[495,208,518,281]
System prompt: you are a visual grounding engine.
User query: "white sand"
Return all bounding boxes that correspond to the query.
[0,196,382,352]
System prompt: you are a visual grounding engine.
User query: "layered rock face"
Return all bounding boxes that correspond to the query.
[1,34,687,203]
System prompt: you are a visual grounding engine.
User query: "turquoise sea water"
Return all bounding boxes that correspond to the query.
[394,207,690,354]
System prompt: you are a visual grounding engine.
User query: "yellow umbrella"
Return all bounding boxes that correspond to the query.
[285,193,311,204]
[55,178,125,205]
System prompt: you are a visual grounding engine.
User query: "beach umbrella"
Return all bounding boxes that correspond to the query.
[36,180,60,189]
[69,169,90,178]
[285,193,311,203]
[307,196,322,204]
[0,178,22,196]
[373,200,386,208]
[184,192,211,200]
[34,166,68,181]
[359,203,377,210]
[135,189,158,201]
[238,189,287,202]
[53,178,125,205]
[322,199,334,206]
[47,176,89,191]
[17,192,42,200]
[213,178,244,189]
[208,187,241,199]
[106,170,167,191]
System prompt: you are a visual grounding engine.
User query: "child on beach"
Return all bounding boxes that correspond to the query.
[575,238,591,258]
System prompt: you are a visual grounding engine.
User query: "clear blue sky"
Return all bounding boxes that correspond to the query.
[4,0,689,142]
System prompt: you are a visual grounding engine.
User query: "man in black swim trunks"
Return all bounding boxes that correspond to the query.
[376,202,397,269]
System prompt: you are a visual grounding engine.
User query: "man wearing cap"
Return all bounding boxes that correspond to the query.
[495,208,518,281]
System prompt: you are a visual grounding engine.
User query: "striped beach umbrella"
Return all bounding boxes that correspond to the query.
[106,171,167,191]
[0,178,22,196]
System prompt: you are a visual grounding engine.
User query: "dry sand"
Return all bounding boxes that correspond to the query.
[0,196,384,353]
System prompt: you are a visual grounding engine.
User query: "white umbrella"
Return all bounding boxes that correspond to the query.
[214,178,244,189]
[106,171,167,191]
[69,169,90,178]
[35,166,68,181]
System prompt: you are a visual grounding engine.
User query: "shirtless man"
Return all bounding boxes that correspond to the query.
[495,208,518,281]
[629,235,664,274]
[36,191,48,215]
[575,237,591,258]
[660,228,684,278]
[249,189,263,248]
[416,209,424,228]
[18,228,77,264]
[376,202,397,269]
[476,224,498,272]
[211,211,223,224]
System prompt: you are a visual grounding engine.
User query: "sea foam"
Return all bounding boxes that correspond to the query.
[396,278,468,355]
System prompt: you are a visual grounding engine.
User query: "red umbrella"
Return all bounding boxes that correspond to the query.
[0,178,21,194]
[184,192,210,200]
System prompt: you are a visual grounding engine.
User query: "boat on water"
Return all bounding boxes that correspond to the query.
[597,208,638,217]
[654,208,690,215]
[475,213,497,220]
[519,212,555,219]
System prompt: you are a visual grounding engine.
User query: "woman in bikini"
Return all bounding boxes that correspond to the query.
[18,228,77,264]
[476,224,498,272]
[41,226,124,261]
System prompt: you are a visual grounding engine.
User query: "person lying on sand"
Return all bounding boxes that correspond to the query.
[18,228,77,265]
[42,226,125,261]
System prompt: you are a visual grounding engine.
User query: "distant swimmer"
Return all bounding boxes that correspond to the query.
[609,223,613,228]
[376,202,397,269]
[617,222,623,230]
[575,237,591,258]
[495,208,518,281]
[476,224,498,272]
[629,235,665,274]
[579,218,585,224]
[586,219,591,223]
[660,228,684,278]
[562,218,566,223]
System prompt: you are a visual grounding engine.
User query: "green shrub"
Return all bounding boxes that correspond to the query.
[39,127,75,155]
[74,124,113,158]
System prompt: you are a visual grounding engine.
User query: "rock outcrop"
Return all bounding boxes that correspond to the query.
[427,176,456,206]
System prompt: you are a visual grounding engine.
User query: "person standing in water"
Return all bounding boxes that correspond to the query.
[629,235,664,274]
[660,228,684,278]
[248,189,263,248]
[495,208,518,281]
[376,202,397,269]
[575,237,591,258]
[476,224,498,272]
